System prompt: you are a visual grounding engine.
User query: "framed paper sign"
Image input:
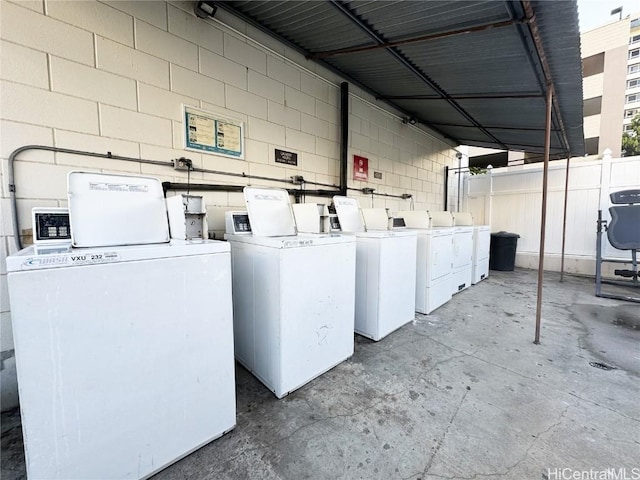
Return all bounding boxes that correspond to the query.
[184,106,244,159]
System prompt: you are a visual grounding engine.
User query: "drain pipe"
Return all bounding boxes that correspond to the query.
[340,82,349,195]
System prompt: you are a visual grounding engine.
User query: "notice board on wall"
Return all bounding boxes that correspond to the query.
[353,155,368,181]
[184,105,244,159]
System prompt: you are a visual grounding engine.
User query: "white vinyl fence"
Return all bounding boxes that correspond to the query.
[464,153,640,276]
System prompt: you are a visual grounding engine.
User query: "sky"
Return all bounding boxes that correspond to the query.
[577,0,639,32]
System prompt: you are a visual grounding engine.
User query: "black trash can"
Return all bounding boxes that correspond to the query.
[489,232,520,271]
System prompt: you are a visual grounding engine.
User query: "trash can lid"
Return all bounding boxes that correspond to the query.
[491,231,520,238]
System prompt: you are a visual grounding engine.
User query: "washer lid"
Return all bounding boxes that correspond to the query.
[244,187,296,237]
[67,171,169,248]
[333,196,365,232]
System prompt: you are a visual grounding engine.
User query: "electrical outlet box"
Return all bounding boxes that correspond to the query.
[173,157,192,171]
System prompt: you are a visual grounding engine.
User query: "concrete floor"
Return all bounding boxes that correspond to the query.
[2,269,639,479]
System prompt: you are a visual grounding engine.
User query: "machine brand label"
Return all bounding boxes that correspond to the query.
[20,252,120,270]
[69,252,120,265]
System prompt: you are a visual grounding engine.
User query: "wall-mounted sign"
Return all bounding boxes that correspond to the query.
[353,155,368,181]
[184,105,244,159]
[373,171,382,180]
[275,149,298,166]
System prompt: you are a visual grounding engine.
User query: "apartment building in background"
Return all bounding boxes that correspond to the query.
[581,12,640,158]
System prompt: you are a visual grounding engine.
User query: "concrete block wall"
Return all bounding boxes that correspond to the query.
[0,0,458,410]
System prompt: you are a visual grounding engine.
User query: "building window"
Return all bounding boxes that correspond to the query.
[630,48,640,60]
[632,34,640,45]
[628,78,640,89]
[624,124,634,132]
[627,94,639,104]
[583,96,602,117]
[582,53,604,77]
[625,109,638,118]
[585,137,599,156]
[630,63,640,74]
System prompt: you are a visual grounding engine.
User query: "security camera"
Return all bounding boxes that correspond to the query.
[194,1,217,19]
[455,152,463,160]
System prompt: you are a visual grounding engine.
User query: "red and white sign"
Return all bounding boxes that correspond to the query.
[353,155,368,181]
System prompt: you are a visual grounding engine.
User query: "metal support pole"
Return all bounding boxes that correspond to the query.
[339,82,349,195]
[560,156,571,282]
[444,166,449,211]
[534,85,553,345]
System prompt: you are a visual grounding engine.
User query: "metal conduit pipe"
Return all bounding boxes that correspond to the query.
[162,182,340,199]
[7,145,342,251]
[340,82,349,196]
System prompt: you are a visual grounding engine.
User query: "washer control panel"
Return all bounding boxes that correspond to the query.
[32,208,71,244]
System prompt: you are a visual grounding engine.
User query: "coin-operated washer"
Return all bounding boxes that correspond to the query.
[332,196,417,341]
[450,211,474,294]
[472,224,491,284]
[224,187,356,398]
[396,210,454,314]
[6,172,236,480]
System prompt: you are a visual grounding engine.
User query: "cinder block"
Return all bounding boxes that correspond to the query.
[168,5,223,55]
[136,19,198,71]
[139,83,198,121]
[244,138,269,164]
[54,130,141,172]
[411,177,422,191]
[300,72,329,103]
[285,128,315,154]
[225,85,267,120]
[1,1,94,65]
[303,154,329,175]
[301,114,329,139]
[12,161,68,199]
[267,57,301,89]
[6,0,42,13]
[0,41,48,89]
[248,70,284,104]
[316,138,339,159]
[200,48,247,90]
[316,100,339,125]
[247,117,285,145]
[103,1,167,30]
[0,120,54,163]
[249,162,287,182]
[268,101,300,129]
[348,114,361,134]
[285,86,315,115]
[379,128,394,146]
[96,36,169,89]
[1,81,99,134]
[351,132,369,152]
[351,98,371,121]
[47,0,134,47]
[224,34,266,74]
[50,57,137,110]
[171,65,224,107]
[100,105,172,147]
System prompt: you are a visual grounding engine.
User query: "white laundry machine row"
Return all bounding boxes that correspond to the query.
[7,172,236,480]
[450,212,474,295]
[472,225,491,284]
[225,188,356,398]
[397,210,454,314]
[333,197,417,341]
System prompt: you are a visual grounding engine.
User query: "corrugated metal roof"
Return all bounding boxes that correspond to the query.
[220,0,585,157]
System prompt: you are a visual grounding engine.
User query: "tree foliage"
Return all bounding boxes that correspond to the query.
[622,113,640,157]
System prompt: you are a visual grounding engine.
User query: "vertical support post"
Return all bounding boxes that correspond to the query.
[339,82,349,196]
[444,166,449,211]
[560,156,571,282]
[534,85,553,345]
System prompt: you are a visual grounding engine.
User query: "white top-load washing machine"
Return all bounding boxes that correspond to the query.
[6,172,235,480]
[332,196,417,341]
[396,210,454,314]
[450,211,474,295]
[224,187,356,398]
[472,225,491,284]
